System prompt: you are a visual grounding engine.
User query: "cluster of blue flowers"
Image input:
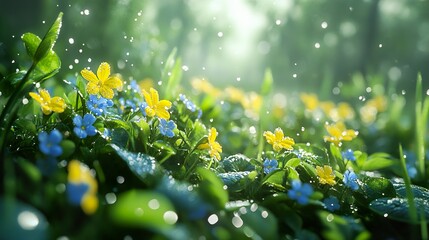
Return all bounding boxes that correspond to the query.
[73,113,97,139]
[179,94,202,118]
[86,95,113,116]
[263,159,278,174]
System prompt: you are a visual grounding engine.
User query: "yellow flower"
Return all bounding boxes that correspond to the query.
[139,78,154,92]
[198,127,223,160]
[67,160,98,215]
[316,165,336,185]
[300,93,319,111]
[263,127,295,152]
[29,89,66,115]
[241,92,262,115]
[191,78,220,97]
[225,87,245,103]
[319,101,335,117]
[142,88,172,119]
[81,62,123,99]
[336,102,355,120]
[323,122,358,146]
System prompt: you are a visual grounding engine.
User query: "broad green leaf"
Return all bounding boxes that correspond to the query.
[110,127,129,148]
[393,183,429,199]
[217,154,255,172]
[232,204,278,240]
[197,168,228,209]
[110,190,176,230]
[369,197,429,223]
[361,155,395,171]
[0,198,48,240]
[156,176,210,220]
[330,143,345,171]
[285,158,301,168]
[356,177,396,204]
[263,170,286,186]
[218,171,251,191]
[318,211,370,240]
[33,12,62,63]
[14,118,36,134]
[0,71,26,97]
[153,140,176,155]
[111,144,163,185]
[22,32,61,82]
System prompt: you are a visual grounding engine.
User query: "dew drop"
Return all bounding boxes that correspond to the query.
[116,176,125,184]
[68,65,73,70]
[182,65,189,71]
[217,32,223,38]
[426,89,429,96]
[232,216,243,228]
[379,43,383,48]
[105,193,117,204]
[383,213,388,217]
[163,211,178,224]
[42,20,46,24]
[315,42,321,48]
[321,21,328,29]
[135,208,144,216]
[250,203,258,212]
[74,59,79,64]
[148,199,160,210]
[326,213,334,222]
[22,98,29,105]
[401,90,406,95]
[68,38,74,44]
[292,73,297,78]
[208,214,219,225]
[17,211,39,230]
[236,77,241,81]
[88,58,92,63]
[157,81,162,86]
[275,20,281,25]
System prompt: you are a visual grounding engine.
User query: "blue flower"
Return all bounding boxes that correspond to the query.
[129,80,141,94]
[139,101,148,116]
[343,170,359,191]
[287,180,313,205]
[341,149,356,161]
[179,94,197,112]
[263,159,278,174]
[67,182,89,205]
[73,114,97,139]
[159,118,176,138]
[406,163,417,179]
[119,97,138,112]
[86,95,113,116]
[38,129,63,157]
[323,196,340,211]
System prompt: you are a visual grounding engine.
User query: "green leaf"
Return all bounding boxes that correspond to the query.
[329,144,345,171]
[318,211,370,240]
[361,153,395,171]
[232,204,278,240]
[110,190,176,230]
[260,68,273,96]
[14,118,36,134]
[0,198,48,240]
[164,57,182,100]
[153,140,176,155]
[0,71,26,97]
[218,171,251,191]
[21,33,61,82]
[33,12,63,63]
[393,183,429,199]
[16,157,41,183]
[197,168,228,209]
[369,197,429,223]
[356,177,396,203]
[217,154,255,172]
[263,170,286,186]
[111,144,163,185]
[110,128,129,148]
[285,158,301,168]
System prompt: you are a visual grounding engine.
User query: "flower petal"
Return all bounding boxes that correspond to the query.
[99,86,114,99]
[158,100,172,109]
[86,82,100,95]
[81,69,99,83]
[104,76,123,90]
[142,89,153,107]
[97,62,111,82]
[50,97,66,113]
[29,92,43,104]
[150,88,159,105]
[156,108,170,120]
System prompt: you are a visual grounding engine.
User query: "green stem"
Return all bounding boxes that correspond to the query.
[399,144,418,223]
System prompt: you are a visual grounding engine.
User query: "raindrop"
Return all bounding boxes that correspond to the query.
[84,9,90,15]
[232,216,243,228]
[116,176,125,184]
[275,20,281,25]
[217,32,223,38]
[88,58,92,63]
[366,87,372,93]
[157,81,162,86]
[148,199,160,210]
[209,118,213,123]
[379,43,383,48]
[426,89,429,96]
[68,38,74,44]
[79,49,83,53]
[250,203,258,212]
[383,213,388,217]
[105,192,117,204]
[18,211,39,230]
[74,59,79,64]
[42,20,46,24]
[301,127,305,132]
[208,214,218,225]
[220,101,224,105]
[239,207,247,214]
[292,73,297,78]
[321,21,328,29]
[326,214,334,222]
[22,98,29,105]
[249,126,256,134]
[401,90,406,95]
[69,65,73,70]
[236,77,241,81]
[163,211,178,224]
[135,208,144,216]
[332,87,340,95]
[11,60,15,64]
[314,42,321,48]
[182,65,189,71]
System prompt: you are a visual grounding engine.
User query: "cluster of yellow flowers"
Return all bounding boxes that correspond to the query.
[300,93,355,122]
